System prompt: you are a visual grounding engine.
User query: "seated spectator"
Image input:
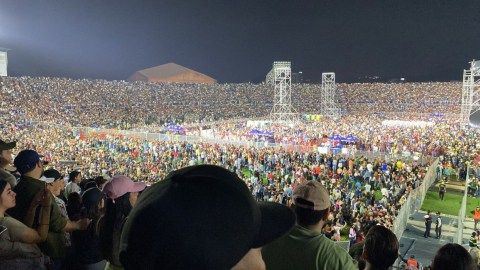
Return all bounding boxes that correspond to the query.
[362,225,399,270]
[431,243,476,270]
[72,187,107,270]
[99,176,146,270]
[0,178,51,269]
[262,181,356,270]
[119,165,296,270]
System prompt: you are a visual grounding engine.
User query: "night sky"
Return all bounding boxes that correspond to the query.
[1,0,479,83]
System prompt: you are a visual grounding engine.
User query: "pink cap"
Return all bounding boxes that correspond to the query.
[102,176,146,200]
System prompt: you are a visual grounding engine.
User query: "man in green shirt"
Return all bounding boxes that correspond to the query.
[7,150,91,268]
[262,181,357,270]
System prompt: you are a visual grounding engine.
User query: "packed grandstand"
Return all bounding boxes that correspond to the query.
[0,75,477,270]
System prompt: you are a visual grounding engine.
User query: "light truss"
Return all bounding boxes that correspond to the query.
[460,60,480,126]
[266,69,274,85]
[270,61,298,123]
[320,72,340,119]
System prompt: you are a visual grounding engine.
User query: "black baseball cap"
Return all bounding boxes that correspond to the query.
[13,150,44,175]
[0,140,16,151]
[43,169,63,181]
[119,165,296,270]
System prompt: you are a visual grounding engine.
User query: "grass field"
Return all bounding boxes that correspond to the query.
[420,191,480,218]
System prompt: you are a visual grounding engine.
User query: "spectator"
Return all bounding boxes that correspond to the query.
[0,140,17,188]
[99,176,146,270]
[0,178,51,269]
[94,176,108,191]
[349,224,373,261]
[72,187,107,270]
[432,243,477,270]
[65,171,82,199]
[262,181,356,270]
[44,169,74,268]
[119,165,296,269]
[7,150,91,270]
[407,255,419,269]
[362,225,399,270]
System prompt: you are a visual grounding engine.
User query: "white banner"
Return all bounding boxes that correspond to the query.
[0,51,7,76]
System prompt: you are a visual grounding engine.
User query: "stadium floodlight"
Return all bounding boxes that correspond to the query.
[472,60,480,76]
[270,61,298,124]
[460,60,480,126]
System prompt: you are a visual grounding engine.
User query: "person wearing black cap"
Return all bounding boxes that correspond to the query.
[262,181,356,270]
[7,150,91,270]
[0,139,17,188]
[72,187,107,270]
[119,165,296,270]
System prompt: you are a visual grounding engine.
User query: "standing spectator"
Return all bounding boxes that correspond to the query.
[471,206,480,231]
[349,225,357,247]
[423,210,432,238]
[362,225,399,270]
[438,180,446,201]
[0,179,51,269]
[333,220,346,242]
[468,232,480,261]
[73,187,107,270]
[435,212,442,239]
[349,224,373,261]
[0,140,17,188]
[44,169,75,269]
[99,176,146,270]
[65,171,82,199]
[119,165,296,270]
[432,243,477,270]
[7,150,91,270]
[262,181,356,270]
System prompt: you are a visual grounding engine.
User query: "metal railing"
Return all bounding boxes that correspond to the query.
[392,158,439,241]
[56,125,434,164]
[453,163,469,244]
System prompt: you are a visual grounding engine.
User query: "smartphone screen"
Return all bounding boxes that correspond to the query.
[0,225,7,236]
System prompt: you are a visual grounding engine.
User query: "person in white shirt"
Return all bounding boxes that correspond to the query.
[64,171,82,199]
[365,183,371,193]
[435,212,442,239]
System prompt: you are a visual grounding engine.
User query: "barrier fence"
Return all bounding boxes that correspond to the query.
[392,158,439,242]
[453,163,469,245]
[48,125,435,165]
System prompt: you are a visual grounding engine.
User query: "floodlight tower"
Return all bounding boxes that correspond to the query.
[460,60,480,126]
[270,61,298,123]
[320,72,340,119]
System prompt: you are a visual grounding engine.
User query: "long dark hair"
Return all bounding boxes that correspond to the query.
[0,179,8,203]
[99,192,132,262]
[82,198,105,234]
[66,192,83,221]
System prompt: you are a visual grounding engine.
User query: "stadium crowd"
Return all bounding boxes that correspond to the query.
[1,77,461,129]
[0,75,476,270]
